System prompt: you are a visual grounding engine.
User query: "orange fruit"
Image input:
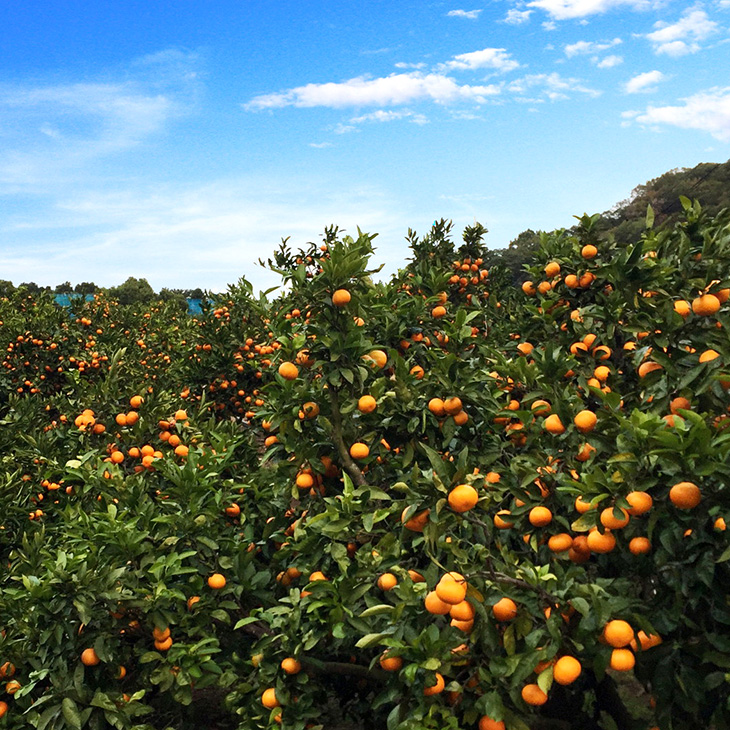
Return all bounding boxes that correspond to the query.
[631,630,662,651]
[377,573,398,591]
[432,305,447,318]
[670,397,691,414]
[531,400,551,416]
[544,261,561,278]
[521,683,548,705]
[5,681,20,695]
[529,506,553,527]
[448,484,479,513]
[174,409,188,421]
[494,510,514,529]
[603,620,634,647]
[629,537,651,555]
[443,397,463,416]
[548,533,573,552]
[281,657,302,674]
[207,573,226,589]
[692,293,721,316]
[261,687,280,709]
[153,626,171,641]
[424,591,452,615]
[423,672,445,696]
[435,573,467,604]
[581,244,597,259]
[610,648,635,671]
[301,401,319,419]
[699,349,720,363]
[81,648,100,666]
[492,597,518,621]
[363,349,387,368]
[522,280,536,295]
[544,414,565,434]
[449,600,475,621]
[553,656,582,685]
[674,300,691,317]
[349,442,369,460]
[669,481,701,509]
[428,398,446,417]
[278,361,299,380]
[332,289,351,307]
[574,410,597,434]
[379,652,403,672]
[586,528,616,553]
[638,361,663,378]
[600,507,629,529]
[575,496,595,514]
[129,395,144,409]
[0,701,7,719]
[626,491,653,515]
[479,717,505,730]
[402,507,430,532]
[155,636,173,651]
[358,395,377,413]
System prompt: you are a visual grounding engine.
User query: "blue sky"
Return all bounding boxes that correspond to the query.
[1,0,729,292]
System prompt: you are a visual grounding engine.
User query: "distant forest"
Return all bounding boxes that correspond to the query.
[483,158,730,281]
[3,159,729,301]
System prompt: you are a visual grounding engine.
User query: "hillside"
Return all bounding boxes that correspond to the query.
[489,159,730,281]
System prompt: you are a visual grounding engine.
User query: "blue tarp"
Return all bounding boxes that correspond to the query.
[53,294,95,307]
[54,294,204,316]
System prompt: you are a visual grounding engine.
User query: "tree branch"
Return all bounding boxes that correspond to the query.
[327,386,368,487]
[301,658,388,683]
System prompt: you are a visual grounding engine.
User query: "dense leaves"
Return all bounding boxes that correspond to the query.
[1,202,729,730]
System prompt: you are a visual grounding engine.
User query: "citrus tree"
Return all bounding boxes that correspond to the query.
[0,199,728,730]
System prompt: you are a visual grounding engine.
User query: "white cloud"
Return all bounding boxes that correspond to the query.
[596,54,624,67]
[0,178,415,291]
[245,72,501,110]
[564,37,622,56]
[504,9,533,23]
[528,0,651,20]
[624,70,666,93]
[443,48,521,73]
[543,20,557,29]
[508,72,600,100]
[647,9,719,56]
[347,109,429,125]
[633,86,730,140]
[394,62,427,69]
[309,142,333,148]
[0,51,199,190]
[447,9,483,18]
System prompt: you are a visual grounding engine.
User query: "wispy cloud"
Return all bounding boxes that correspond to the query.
[595,54,624,67]
[508,72,601,100]
[646,8,719,56]
[446,9,483,18]
[504,8,533,23]
[442,48,521,73]
[0,49,200,192]
[632,86,730,140]
[527,0,653,21]
[564,37,622,57]
[624,69,666,93]
[0,178,414,291]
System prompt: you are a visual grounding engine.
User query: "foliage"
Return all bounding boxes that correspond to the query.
[1,200,730,730]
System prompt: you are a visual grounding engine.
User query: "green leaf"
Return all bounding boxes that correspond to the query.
[360,605,396,618]
[356,632,390,649]
[62,698,82,730]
